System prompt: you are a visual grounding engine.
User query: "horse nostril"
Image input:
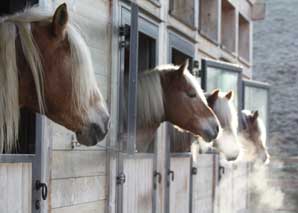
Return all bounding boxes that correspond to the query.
[216,125,219,134]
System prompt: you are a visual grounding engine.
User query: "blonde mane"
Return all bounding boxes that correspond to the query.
[137,69,165,128]
[0,6,101,152]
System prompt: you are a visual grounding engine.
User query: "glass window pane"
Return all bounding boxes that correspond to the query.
[206,66,239,108]
[244,86,268,128]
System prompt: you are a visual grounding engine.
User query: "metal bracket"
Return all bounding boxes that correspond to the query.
[119,24,130,37]
[191,167,198,175]
[119,25,130,48]
[117,172,126,185]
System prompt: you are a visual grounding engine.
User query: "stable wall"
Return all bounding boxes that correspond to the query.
[42,0,112,212]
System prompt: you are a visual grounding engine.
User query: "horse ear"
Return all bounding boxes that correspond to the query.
[252,110,259,122]
[225,90,233,100]
[52,3,68,38]
[177,59,189,76]
[207,89,219,106]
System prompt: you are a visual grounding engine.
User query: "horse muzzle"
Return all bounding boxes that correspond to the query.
[76,117,110,146]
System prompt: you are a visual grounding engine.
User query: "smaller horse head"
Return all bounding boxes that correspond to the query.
[161,60,220,142]
[206,89,239,160]
[240,110,270,164]
[18,4,110,146]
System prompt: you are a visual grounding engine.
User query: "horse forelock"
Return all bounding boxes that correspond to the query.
[213,93,238,133]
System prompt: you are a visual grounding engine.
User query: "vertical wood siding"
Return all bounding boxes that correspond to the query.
[0,163,32,213]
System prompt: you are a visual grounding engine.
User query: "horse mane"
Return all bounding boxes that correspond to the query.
[212,92,238,134]
[136,64,206,129]
[137,69,165,128]
[0,6,100,152]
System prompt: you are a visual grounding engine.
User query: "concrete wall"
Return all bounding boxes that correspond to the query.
[253,0,298,211]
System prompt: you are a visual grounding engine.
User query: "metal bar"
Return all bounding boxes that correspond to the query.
[32,114,43,213]
[0,154,35,163]
[127,2,139,154]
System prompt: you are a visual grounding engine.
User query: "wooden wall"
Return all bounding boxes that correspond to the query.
[0,163,32,213]
[44,0,112,212]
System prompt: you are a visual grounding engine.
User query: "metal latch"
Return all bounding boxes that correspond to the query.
[35,180,48,210]
[117,172,126,185]
[192,167,198,175]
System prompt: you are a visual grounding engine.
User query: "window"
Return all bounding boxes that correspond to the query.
[221,0,236,53]
[238,14,251,63]
[169,0,195,27]
[199,0,219,43]
[168,32,195,153]
[243,80,270,132]
[119,6,158,153]
[201,59,243,117]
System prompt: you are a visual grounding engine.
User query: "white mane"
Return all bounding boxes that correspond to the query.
[213,92,238,134]
[0,6,101,152]
[137,69,165,128]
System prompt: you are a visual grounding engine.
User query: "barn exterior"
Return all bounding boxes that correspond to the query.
[0,0,269,213]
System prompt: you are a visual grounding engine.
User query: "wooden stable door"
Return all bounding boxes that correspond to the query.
[168,154,192,213]
[192,154,219,213]
[0,112,45,213]
[118,154,155,213]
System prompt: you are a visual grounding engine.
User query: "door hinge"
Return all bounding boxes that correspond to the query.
[117,172,126,185]
[119,25,130,48]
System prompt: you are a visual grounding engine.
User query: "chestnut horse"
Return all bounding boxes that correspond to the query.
[0,4,110,152]
[124,60,220,152]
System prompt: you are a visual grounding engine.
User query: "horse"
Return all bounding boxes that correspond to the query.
[0,3,110,152]
[237,110,270,164]
[122,60,220,152]
[170,89,270,165]
[201,90,270,165]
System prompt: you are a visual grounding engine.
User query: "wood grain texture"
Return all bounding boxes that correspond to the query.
[122,157,154,213]
[52,200,106,213]
[52,150,107,179]
[0,163,32,213]
[169,156,191,213]
[51,176,107,208]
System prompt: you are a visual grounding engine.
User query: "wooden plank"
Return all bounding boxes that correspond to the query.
[169,156,191,213]
[52,200,106,213]
[49,121,107,151]
[0,163,32,213]
[122,157,154,213]
[193,155,214,213]
[52,150,106,179]
[51,176,107,208]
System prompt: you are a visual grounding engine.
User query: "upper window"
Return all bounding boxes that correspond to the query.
[221,0,236,53]
[169,0,195,27]
[199,0,219,43]
[243,80,270,131]
[238,14,251,63]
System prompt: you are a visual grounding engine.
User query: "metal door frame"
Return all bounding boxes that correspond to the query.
[117,3,159,213]
[166,32,195,213]
[242,79,270,142]
[0,114,45,213]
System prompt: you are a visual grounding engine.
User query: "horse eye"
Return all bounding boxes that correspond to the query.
[187,92,196,98]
